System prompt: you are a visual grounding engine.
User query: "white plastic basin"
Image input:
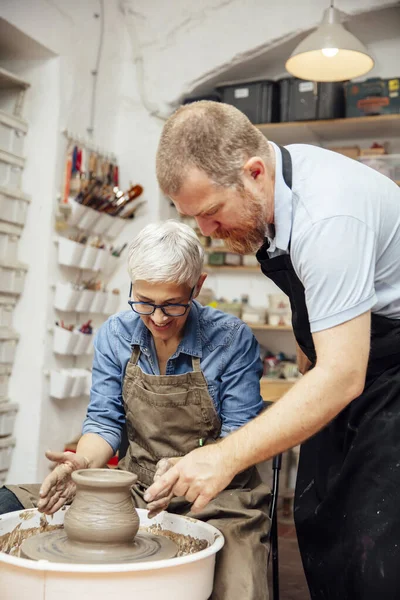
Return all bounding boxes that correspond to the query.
[0,507,224,600]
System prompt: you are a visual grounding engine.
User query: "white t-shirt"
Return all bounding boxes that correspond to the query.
[268,142,400,333]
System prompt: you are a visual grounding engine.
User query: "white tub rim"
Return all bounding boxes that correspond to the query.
[0,508,224,573]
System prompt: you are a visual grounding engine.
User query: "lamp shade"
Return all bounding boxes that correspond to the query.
[285,6,374,82]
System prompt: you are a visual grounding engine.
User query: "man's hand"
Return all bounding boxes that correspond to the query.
[144,444,236,512]
[147,457,180,518]
[37,451,89,515]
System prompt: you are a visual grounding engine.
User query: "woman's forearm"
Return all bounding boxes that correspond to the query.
[76,433,115,468]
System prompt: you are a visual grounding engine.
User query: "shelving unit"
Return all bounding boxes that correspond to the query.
[260,378,296,402]
[248,324,292,331]
[205,264,260,273]
[256,114,400,145]
[0,66,30,482]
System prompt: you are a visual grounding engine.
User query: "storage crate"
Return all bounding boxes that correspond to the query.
[103,291,121,315]
[0,110,27,156]
[345,78,400,118]
[0,435,15,470]
[0,365,11,399]
[53,282,80,312]
[76,289,95,312]
[90,291,107,313]
[0,260,28,295]
[0,222,20,263]
[0,402,18,437]
[58,238,85,268]
[79,246,98,270]
[217,79,279,124]
[0,149,25,189]
[0,295,16,328]
[0,329,19,364]
[278,78,345,122]
[50,369,90,399]
[0,185,30,226]
[0,66,30,117]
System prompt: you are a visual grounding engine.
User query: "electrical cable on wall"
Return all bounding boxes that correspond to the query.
[87,0,105,138]
[119,0,169,122]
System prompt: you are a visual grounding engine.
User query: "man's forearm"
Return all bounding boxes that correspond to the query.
[220,365,363,474]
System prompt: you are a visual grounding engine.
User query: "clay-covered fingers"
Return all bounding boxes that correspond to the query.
[39,462,69,499]
[154,458,171,479]
[147,493,173,519]
[144,466,180,503]
[154,457,181,480]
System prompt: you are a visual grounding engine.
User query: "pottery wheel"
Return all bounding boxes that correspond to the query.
[21,530,178,564]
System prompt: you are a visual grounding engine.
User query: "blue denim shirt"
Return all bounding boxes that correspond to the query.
[82,300,264,454]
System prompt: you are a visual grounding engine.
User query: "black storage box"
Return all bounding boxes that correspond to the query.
[277,78,345,122]
[318,82,345,120]
[289,79,319,121]
[345,78,400,117]
[278,77,292,122]
[216,79,279,124]
[183,93,221,105]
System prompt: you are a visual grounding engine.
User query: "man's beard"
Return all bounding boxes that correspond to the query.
[211,191,267,255]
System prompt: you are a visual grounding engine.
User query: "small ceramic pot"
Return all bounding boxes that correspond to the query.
[64,468,139,545]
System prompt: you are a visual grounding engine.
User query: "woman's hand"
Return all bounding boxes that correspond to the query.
[147,457,180,518]
[37,451,89,515]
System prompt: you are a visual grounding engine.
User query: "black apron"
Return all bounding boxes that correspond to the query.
[256,146,400,599]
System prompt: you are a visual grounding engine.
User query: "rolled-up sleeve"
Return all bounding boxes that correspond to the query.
[292,216,377,333]
[82,318,126,454]
[219,324,264,437]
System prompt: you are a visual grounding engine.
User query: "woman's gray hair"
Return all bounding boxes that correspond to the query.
[127,220,204,286]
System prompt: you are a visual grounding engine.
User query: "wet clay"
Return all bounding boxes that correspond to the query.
[1,470,209,564]
[17,469,178,564]
[146,524,209,556]
[1,522,208,559]
[0,513,62,556]
[64,469,140,544]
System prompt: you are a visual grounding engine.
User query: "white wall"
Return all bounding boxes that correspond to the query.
[1,0,399,482]
[1,0,150,482]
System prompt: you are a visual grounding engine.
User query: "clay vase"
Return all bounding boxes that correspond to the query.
[64,468,139,545]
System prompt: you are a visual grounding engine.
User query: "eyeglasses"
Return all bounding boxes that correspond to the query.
[128,283,195,317]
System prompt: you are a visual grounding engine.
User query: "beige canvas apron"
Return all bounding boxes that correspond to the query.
[7,346,271,599]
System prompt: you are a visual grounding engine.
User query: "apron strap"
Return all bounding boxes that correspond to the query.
[129,346,141,365]
[192,356,202,372]
[278,144,292,189]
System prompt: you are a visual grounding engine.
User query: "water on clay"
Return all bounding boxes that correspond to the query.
[20,529,178,564]
[0,516,209,564]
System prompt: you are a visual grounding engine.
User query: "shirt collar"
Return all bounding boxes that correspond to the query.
[267,141,293,253]
[130,299,203,359]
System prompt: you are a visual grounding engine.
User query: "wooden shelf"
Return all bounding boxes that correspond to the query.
[261,378,296,402]
[205,265,260,273]
[248,324,292,331]
[256,114,400,145]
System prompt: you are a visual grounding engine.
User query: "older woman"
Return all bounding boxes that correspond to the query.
[1,221,270,600]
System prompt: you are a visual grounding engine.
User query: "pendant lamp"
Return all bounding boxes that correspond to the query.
[285,1,374,82]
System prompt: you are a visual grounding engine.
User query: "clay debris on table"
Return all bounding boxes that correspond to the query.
[146,524,209,556]
[0,514,62,556]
